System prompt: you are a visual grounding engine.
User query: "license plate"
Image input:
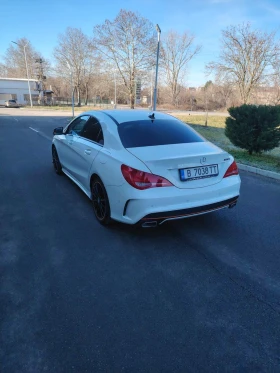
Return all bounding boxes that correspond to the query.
[179,164,219,181]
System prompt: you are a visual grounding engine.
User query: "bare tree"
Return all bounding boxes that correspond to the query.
[265,61,280,105]
[213,72,235,108]
[3,38,48,79]
[207,23,280,104]
[54,28,94,106]
[0,63,7,76]
[161,31,201,106]
[46,76,70,97]
[93,9,156,109]
[81,54,103,105]
[270,83,280,106]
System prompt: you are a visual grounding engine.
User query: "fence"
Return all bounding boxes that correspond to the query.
[52,97,111,106]
[23,96,113,108]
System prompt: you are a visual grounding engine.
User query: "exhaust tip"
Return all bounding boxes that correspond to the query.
[141,221,158,228]
[229,201,237,209]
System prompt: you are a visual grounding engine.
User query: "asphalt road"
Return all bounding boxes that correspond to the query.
[1,110,280,372]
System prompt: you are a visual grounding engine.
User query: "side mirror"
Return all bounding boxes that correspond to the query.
[53,127,64,135]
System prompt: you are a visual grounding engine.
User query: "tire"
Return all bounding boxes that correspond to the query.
[52,146,63,175]
[91,177,111,225]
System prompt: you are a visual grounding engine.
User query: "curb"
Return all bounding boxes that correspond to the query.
[237,163,280,181]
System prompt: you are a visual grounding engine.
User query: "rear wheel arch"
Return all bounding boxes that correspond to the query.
[90,173,101,189]
[90,174,111,225]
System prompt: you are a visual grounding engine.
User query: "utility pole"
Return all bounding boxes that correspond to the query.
[205,88,208,127]
[35,58,46,105]
[153,24,161,111]
[12,41,33,107]
[113,69,117,109]
[67,62,75,118]
[150,69,153,109]
[70,71,74,118]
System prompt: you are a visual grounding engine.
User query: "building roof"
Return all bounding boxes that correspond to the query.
[0,77,37,82]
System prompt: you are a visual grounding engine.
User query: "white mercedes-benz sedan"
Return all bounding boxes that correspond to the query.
[52,110,241,227]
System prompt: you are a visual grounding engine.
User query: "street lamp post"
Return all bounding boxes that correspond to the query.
[113,69,117,109]
[153,24,161,111]
[12,41,33,107]
[110,47,118,109]
[66,62,75,118]
[150,68,153,110]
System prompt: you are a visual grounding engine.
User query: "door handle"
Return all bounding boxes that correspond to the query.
[84,149,91,155]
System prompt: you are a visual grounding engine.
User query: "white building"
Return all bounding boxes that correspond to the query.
[0,77,39,105]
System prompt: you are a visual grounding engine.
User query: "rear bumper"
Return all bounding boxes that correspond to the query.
[106,175,241,225]
[139,196,238,225]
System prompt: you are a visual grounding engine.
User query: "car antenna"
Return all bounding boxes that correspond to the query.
[148,113,155,120]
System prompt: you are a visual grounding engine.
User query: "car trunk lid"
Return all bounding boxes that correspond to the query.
[126,142,231,189]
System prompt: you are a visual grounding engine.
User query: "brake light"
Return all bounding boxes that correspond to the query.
[121,164,173,190]
[224,161,239,178]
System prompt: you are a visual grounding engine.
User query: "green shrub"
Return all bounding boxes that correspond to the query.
[225,105,280,154]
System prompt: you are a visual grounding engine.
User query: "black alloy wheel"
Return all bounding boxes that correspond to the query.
[52,146,63,175]
[91,177,111,225]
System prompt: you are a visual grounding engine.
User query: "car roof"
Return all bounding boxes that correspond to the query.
[82,109,173,125]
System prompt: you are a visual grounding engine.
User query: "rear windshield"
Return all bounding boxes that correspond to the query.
[118,119,204,148]
[9,100,16,103]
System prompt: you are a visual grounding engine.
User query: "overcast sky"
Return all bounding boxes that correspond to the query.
[1,0,280,86]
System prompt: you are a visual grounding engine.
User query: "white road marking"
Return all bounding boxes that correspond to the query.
[29,127,39,133]
[28,126,52,141]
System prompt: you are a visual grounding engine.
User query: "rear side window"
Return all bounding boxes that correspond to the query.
[81,117,104,145]
[118,119,204,148]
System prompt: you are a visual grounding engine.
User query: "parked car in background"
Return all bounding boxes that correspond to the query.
[4,99,20,108]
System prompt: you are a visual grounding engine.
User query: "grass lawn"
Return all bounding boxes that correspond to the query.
[176,115,280,173]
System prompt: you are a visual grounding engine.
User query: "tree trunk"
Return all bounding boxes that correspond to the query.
[172,83,178,107]
[172,94,176,107]
[130,93,135,109]
[130,88,135,109]
[85,85,88,105]
[130,70,135,109]
[77,86,81,107]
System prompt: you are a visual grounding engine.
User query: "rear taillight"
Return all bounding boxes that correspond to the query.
[121,164,173,190]
[224,161,239,178]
